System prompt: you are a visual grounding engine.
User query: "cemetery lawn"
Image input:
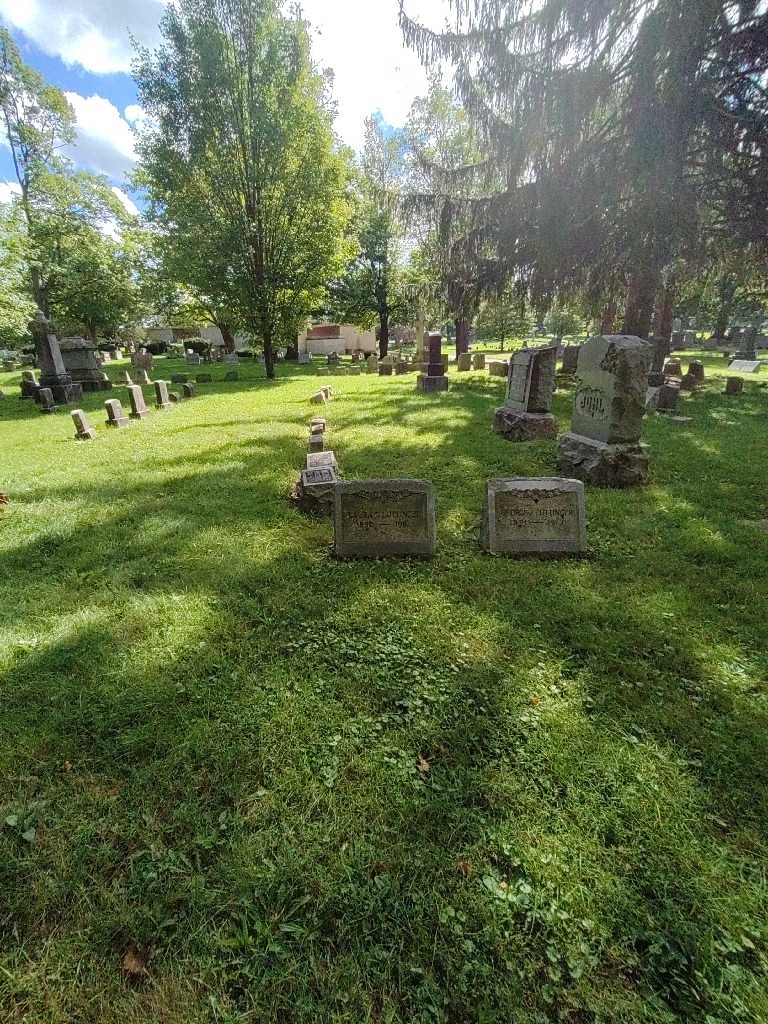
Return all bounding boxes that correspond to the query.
[2,352,768,1024]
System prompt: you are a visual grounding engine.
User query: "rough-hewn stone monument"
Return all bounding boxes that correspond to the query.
[493,345,558,442]
[60,337,112,392]
[557,335,651,487]
[480,477,587,557]
[31,311,82,405]
[333,480,436,559]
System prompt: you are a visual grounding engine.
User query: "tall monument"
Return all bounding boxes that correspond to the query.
[31,311,82,406]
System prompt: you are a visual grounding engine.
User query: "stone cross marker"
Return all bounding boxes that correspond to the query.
[105,398,129,428]
[127,384,149,419]
[154,380,172,409]
[333,479,436,559]
[72,409,97,440]
[557,335,651,487]
[480,478,587,557]
[494,345,558,441]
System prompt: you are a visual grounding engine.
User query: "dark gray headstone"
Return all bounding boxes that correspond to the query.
[38,387,57,413]
[171,373,188,384]
[333,479,436,559]
[196,374,213,383]
[182,382,196,399]
[308,432,324,452]
[480,478,587,557]
[224,370,239,381]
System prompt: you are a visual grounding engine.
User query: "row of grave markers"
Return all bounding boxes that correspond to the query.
[69,381,196,439]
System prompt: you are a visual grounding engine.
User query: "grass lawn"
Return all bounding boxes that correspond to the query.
[1,351,768,1023]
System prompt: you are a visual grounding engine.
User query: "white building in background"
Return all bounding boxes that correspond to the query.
[297,323,377,356]
[145,324,250,351]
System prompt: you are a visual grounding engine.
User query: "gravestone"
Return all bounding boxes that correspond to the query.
[131,348,153,372]
[30,310,82,405]
[60,336,112,391]
[725,376,744,395]
[560,346,581,374]
[472,352,485,371]
[182,382,196,399]
[171,373,188,384]
[307,450,338,472]
[487,360,508,377]
[457,352,472,372]
[348,365,362,375]
[395,361,409,375]
[308,432,324,453]
[196,373,213,383]
[169,391,181,403]
[223,353,239,364]
[127,384,149,420]
[297,352,310,364]
[105,398,129,428]
[311,390,327,404]
[557,335,651,487]
[327,352,339,367]
[378,363,393,376]
[154,379,172,409]
[224,370,239,381]
[310,420,325,435]
[736,321,758,360]
[38,387,57,413]
[680,360,704,390]
[664,357,683,377]
[321,386,333,400]
[493,345,558,442]
[480,478,587,557]
[653,382,680,412]
[310,416,326,430]
[728,359,761,374]
[416,332,449,393]
[72,409,96,440]
[683,330,697,346]
[366,354,378,373]
[20,369,39,400]
[294,466,339,515]
[333,479,436,559]
[672,317,682,333]
[185,352,202,366]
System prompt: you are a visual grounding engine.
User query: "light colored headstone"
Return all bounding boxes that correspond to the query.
[308,432,324,453]
[472,352,485,370]
[311,390,327,404]
[333,479,436,559]
[72,409,96,440]
[38,387,56,413]
[307,450,338,472]
[105,398,129,428]
[366,353,378,373]
[127,384,149,419]
[154,380,172,409]
[457,352,472,372]
[480,478,587,557]
[728,359,761,374]
[487,360,508,378]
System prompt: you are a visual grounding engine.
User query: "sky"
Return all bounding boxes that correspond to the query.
[0,0,453,205]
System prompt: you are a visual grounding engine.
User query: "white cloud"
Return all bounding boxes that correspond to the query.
[0,181,22,204]
[0,0,165,74]
[111,186,139,217]
[64,92,138,179]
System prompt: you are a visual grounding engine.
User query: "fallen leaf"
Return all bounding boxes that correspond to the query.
[417,755,431,776]
[121,948,147,978]
[456,859,474,878]
[63,761,73,773]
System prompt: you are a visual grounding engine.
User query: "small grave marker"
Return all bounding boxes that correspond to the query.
[333,479,436,559]
[105,398,129,428]
[72,409,96,440]
[154,380,172,409]
[480,478,587,557]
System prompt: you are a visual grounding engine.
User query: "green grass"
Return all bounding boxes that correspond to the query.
[1,352,768,1023]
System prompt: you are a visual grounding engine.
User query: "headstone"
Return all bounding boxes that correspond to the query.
[395,361,409,375]
[683,330,697,346]
[487,360,508,378]
[308,432,324,453]
[472,352,485,371]
[457,352,472,372]
[333,479,436,559]
[224,370,239,381]
[725,376,744,395]
[736,322,758,360]
[169,391,181,403]
[127,384,150,420]
[171,373,188,384]
[182,382,196,399]
[20,369,39,400]
[557,335,651,487]
[38,387,57,413]
[297,352,311,364]
[223,353,239,364]
[416,332,449,393]
[30,310,82,405]
[348,365,362,375]
[196,373,213,383]
[321,386,333,400]
[728,359,761,374]
[480,478,587,557]
[327,352,339,367]
[672,317,682,333]
[131,348,154,372]
[366,353,378,373]
[72,409,96,440]
[154,380,172,409]
[306,450,338,472]
[310,420,325,435]
[185,352,202,365]
[664,357,682,377]
[493,345,558,442]
[105,398,129,428]
[60,336,112,391]
[560,346,581,374]
[311,390,327,404]
[655,382,680,412]
[680,360,704,390]
[294,466,339,516]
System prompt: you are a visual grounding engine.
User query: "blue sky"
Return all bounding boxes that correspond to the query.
[0,0,451,207]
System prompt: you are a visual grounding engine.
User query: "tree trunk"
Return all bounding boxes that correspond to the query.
[653,279,675,341]
[262,327,275,380]
[88,324,98,343]
[600,300,617,335]
[378,312,389,359]
[623,265,660,338]
[455,317,470,359]
[220,323,236,354]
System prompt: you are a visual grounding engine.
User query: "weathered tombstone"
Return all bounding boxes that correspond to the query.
[171,373,189,384]
[185,351,202,366]
[224,370,239,381]
[196,373,213,383]
[293,466,339,515]
[327,351,339,367]
[127,384,150,420]
[557,335,651,487]
[664,357,683,377]
[680,359,704,390]
[349,365,362,375]
[182,382,196,399]
[308,432,325,453]
[480,478,587,557]
[472,352,485,371]
[683,330,697,347]
[72,409,96,440]
[457,352,472,372]
[378,363,393,375]
[487,359,509,377]
[725,376,744,395]
[105,398,129,428]
[30,310,82,405]
[493,345,558,442]
[311,389,327,404]
[154,379,172,409]
[416,332,449,393]
[654,382,680,412]
[307,450,338,472]
[60,336,112,391]
[169,391,181,403]
[560,346,581,374]
[38,387,57,413]
[728,358,761,374]
[395,361,409,375]
[223,352,239,364]
[333,479,436,559]
[672,317,682,333]
[310,420,325,435]
[366,353,378,373]
[20,369,39,400]
[131,348,154,372]
[321,386,333,400]
[310,416,326,430]
[736,321,759,360]
[297,352,310,364]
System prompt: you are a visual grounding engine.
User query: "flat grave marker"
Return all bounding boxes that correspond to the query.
[480,478,587,557]
[333,479,436,559]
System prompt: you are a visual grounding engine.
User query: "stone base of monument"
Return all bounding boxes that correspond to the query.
[292,467,339,516]
[557,432,650,488]
[416,374,449,393]
[44,382,83,405]
[79,378,113,392]
[493,408,558,442]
